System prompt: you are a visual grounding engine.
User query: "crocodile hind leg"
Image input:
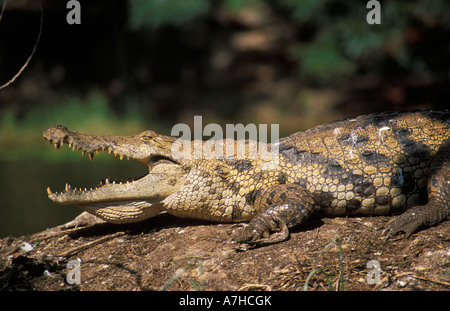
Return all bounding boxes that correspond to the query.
[382,140,450,238]
[234,184,315,245]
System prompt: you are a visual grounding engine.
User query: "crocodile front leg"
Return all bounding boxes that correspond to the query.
[234,184,315,245]
[382,139,450,237]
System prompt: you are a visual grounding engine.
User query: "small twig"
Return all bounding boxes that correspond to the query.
[383,272,450,289]
[59,232,125,258]
[0,0,44,90]
[410,274,450,287]
[0,0,6,21]
[29,227,80,244]
[373,276,390,290]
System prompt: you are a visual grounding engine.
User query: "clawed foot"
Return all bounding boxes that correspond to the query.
[233,215,290,249]
[59,211,106,230]
[380,209,424,239]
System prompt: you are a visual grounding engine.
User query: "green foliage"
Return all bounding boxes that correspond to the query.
[129,0,210,30]
[0,92,147,161]
[281,0,450,83]
[221,0,263,12]
[160,256,208,291]
[303,238,346,291]
[289,31,357,84]
[128,0,264,29]
[279,0,326,21]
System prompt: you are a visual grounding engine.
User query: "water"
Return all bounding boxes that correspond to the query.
[0,159,146,237]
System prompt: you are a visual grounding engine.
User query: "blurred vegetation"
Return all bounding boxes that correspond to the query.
[0,91,149,161]
[0,0,449,160]
[128,0,450,84]
[130,0,211,30]
[281,0,450,84]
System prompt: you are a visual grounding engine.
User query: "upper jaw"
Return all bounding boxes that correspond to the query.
[43,125,179,166]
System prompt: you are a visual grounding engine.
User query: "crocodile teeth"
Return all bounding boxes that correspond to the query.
[47,187,52,195]
[65,183,71,192]
[54,143,59,150]
[88,152,94,162]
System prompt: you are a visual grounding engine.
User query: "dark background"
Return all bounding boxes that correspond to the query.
[1,0,449,134]
[0,0,449,236]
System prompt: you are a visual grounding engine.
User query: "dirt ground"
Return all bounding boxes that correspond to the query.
[1,212,449,291]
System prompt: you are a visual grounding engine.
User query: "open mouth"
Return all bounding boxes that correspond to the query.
[43,125,184,205]
[47,146,179,195]
[46,143,179,198]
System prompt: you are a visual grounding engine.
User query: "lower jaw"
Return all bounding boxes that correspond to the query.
[78,200,165,224]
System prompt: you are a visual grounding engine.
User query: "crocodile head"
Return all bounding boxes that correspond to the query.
[43,125,189,223]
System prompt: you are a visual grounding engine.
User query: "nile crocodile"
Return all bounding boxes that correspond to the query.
[43,110,450,244]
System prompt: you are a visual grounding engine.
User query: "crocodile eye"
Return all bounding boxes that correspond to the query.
[140,131,156,141]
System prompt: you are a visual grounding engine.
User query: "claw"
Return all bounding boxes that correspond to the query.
[234,216,290,245]
[380,210,424,240]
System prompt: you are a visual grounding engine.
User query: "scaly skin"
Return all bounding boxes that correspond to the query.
[43,111,450,245]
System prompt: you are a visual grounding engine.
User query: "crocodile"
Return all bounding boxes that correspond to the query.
[43,110,450,245]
